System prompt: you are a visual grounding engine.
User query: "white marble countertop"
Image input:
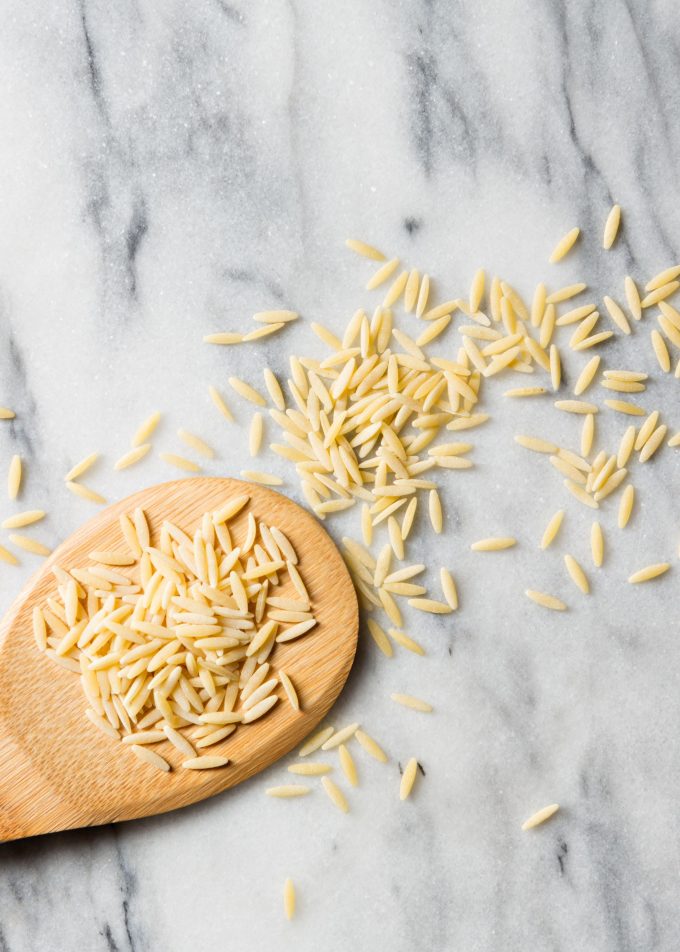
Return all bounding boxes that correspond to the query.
[1,2,679,950]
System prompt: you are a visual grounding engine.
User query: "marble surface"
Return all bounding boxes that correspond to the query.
[1,1,680,949]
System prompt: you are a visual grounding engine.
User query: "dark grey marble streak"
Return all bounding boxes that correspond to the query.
[0,1,679,949]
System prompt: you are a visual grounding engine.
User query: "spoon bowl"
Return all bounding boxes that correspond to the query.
[0,477,359,841]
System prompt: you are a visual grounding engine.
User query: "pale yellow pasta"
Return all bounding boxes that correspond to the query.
[540,510,564,550]
[549,227,580,263]
[602,205,621,249]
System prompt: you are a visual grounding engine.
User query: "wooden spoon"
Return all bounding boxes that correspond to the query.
[0,477,358,841]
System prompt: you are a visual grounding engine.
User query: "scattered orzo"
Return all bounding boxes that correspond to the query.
[399,758,419,801]
[521,803,560,830]
[283,878,296,921]
[628,563,670,584]
[525,590,566,611]
[6,212,680,885]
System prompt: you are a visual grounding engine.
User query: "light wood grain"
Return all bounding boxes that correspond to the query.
[0,477,358,841]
